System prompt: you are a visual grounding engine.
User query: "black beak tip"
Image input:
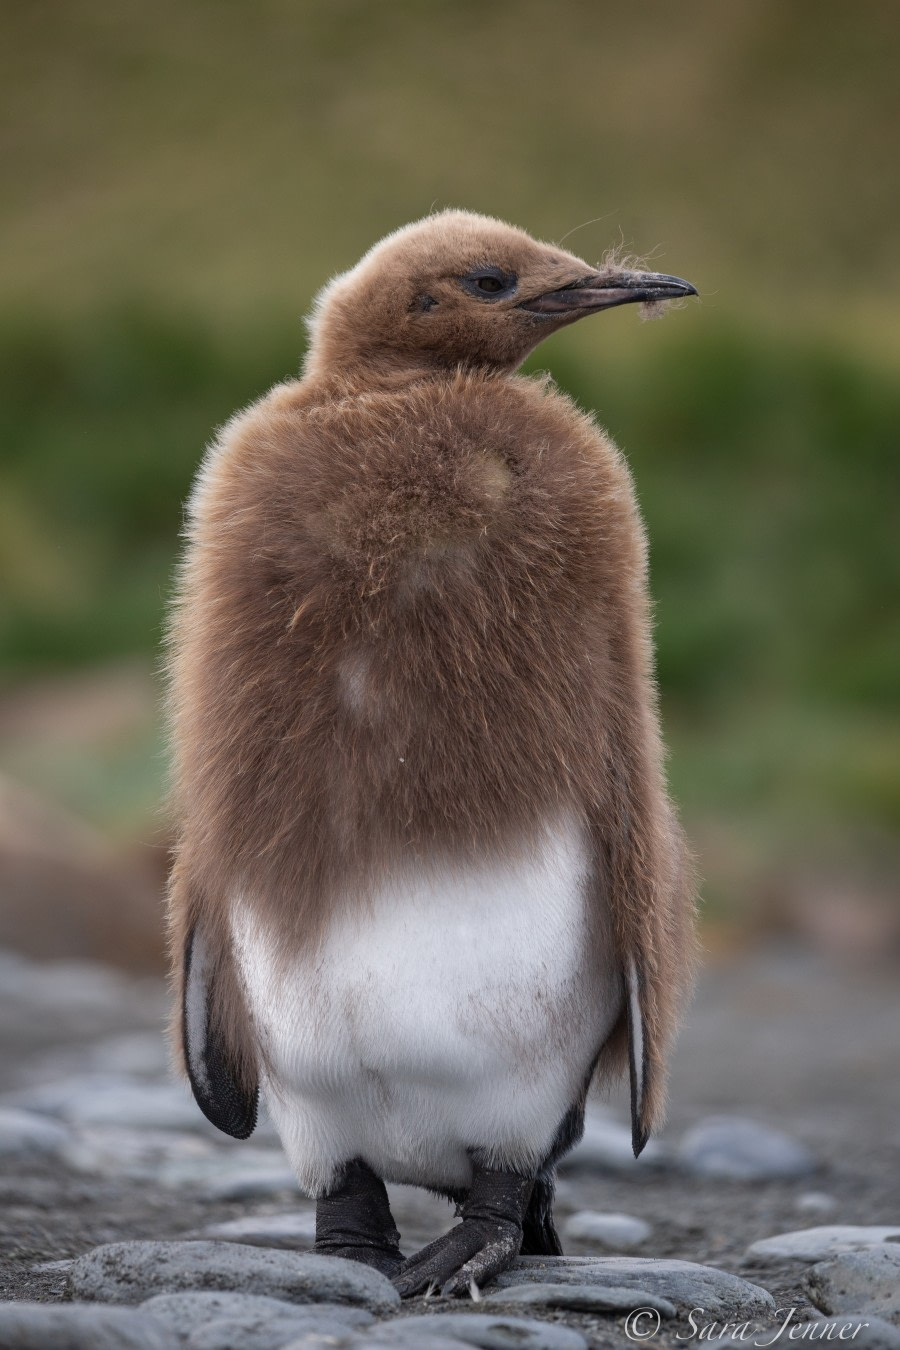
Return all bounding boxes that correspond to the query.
[647,273,698,299]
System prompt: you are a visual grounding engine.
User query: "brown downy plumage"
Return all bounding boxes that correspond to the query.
[166,209,698,1164]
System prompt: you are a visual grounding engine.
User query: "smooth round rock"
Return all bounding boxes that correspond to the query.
[747,1226,900,1264]
[286,1334,471,1350]
[66,1241,400,1311]
[0,1106,70,1158]
[677,1116,816,1181]
[806,1246,900,1319]
[795,1192,839,1217]
[195,1212,317,1248]
[379,1313,588,1349]
[141,1290,372,1341]
[7,1075,211,1132]
[201,1164,299,1201]
[483,1281,675,1315]
[562,1211,652,1248]
[188,1306,373,1349]
[492,1256,775,1317]
[0,1301,167,1349]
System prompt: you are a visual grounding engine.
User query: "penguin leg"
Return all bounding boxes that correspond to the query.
[393,1167,533,1299]
[520,1168,563,1256]
[315,1158,403,1278]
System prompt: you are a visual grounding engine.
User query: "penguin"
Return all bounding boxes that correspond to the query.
[166,210,698,1298]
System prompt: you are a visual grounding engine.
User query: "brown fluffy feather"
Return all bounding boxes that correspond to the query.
[165,211,698,1146]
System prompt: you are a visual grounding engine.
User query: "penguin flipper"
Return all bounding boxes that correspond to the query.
[182,924,258,1139]
[626,954,650,1157]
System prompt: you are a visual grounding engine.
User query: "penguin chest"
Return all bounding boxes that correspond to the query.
[232,815,622,1193]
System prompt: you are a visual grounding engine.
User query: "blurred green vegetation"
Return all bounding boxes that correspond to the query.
[0,305,897,899]
[1,0,897,923]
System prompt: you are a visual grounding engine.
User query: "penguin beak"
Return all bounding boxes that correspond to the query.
[520,269,698,317]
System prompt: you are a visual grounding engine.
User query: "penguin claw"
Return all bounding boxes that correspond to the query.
[392,1221,520,1299]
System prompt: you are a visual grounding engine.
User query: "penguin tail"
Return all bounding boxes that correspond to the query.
[520,1170,563,1256]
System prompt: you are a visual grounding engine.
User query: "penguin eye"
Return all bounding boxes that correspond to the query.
[459,269,518,301]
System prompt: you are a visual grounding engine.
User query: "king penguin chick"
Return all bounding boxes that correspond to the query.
[166,210,699,1298]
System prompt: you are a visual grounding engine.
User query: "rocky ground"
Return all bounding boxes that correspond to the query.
[0,942,898,1349]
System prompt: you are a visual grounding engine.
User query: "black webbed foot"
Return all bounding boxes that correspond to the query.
[393,1168,533,1299]
[315,1158,403,1278]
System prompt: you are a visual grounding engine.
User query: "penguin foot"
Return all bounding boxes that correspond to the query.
[316,1242,403,1278]
[315,1158,403,1278]
[393,1168,533,1299]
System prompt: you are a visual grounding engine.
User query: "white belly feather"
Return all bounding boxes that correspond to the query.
[231,814,621,1195]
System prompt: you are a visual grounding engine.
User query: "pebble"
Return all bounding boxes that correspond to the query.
[491,1255,775,1317]
[376,1313,588,1349]
[795,1192,839,1216]
[0,1105,71,1158]
[141,1290,372,1348]
[806,1246,900,1319]
[746,1226,900,1264]
[677,1116,816,1181]
[0,1300,167,1349]
[196,1211,317,1248]
[483,1282,676,1315]
[560,1109,669,1174]
[66,1241,401,1311]
[561,1210,652,1247]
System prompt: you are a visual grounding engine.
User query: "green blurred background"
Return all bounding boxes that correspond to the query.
[1,0,898,967]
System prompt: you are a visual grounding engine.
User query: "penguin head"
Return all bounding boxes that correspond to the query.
[305,210,696,377]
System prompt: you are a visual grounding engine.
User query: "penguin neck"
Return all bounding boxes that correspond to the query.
[303,333,517,390]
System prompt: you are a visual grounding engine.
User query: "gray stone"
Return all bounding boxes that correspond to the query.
[795,1193,839,1217]
[560,1109,669,1174]
[6,1074,211,1132]
[747,1226,900,1264]
[60,1125,295,1193]
[3,1074,148,1116]
[286,1333,466,1350]
[678,1116,816,1181]
[140,1290,372,1349]
[806,1246,900,1319]
[562,1211,652,1248]
[492,1256,775,1317]
[0,1301,167,1349]
[200,1165,299,1201]
[61,1124,218,1181]
[375,1313,588,1349]
[21,1032,171,1086]
[797,1318,900,1350]
[362,1330,475,1350]
[196,1211,317,1248]
[67,1241,400,1311]
[0,1105,70,1158]
[483,1281,675,1315]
